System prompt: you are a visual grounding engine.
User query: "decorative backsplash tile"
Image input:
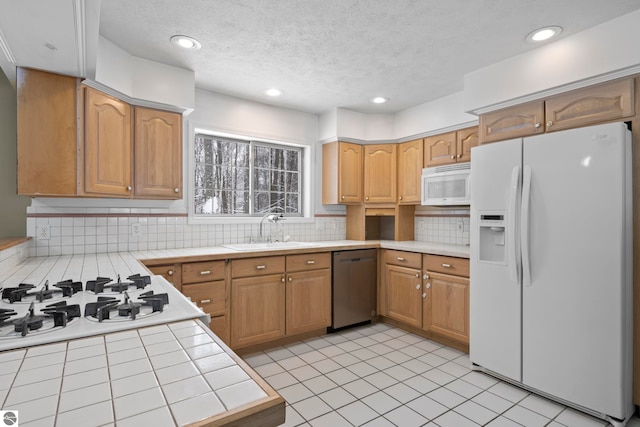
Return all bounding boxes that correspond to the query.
[414,209,470,246]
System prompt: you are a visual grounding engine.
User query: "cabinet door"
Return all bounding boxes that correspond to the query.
[17,68,78,196]
[545,78,634,132]
[210,315,229,344]
[385,264,422,328]
[397,139,423,204]
[231,274,285,348]
[286,269,331,335]
[364,144,397,203]
[338,142,363,203]
[479,101,545,144]
[83,87,132,196]
[456,127,479,163]
[427,272,469,344]
[147,264,181,291]
[134,107,183,199]
[424,131,456,167]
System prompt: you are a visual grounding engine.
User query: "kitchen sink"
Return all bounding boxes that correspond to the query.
[222,241,316,251]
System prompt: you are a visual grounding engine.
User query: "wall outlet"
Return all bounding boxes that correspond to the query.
[457,220,464,232]
[131,223,141,237]
[37,224,50,240]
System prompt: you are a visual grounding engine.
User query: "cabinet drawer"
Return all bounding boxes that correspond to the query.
[182,260,225,284]
[181,280,225,316]
[231,256,285,278]
[365,208,395,216]
[424,255,469,277]
[286,252,331,272]
[384,250,421,269]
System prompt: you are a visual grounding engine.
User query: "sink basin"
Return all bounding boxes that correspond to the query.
[222,241,316,251]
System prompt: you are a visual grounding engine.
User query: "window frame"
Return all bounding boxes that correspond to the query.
[188,124,313,224]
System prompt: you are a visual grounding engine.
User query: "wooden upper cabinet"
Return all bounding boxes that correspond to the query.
[364,144,397,203]
[134,107,183,199]
[17,68,79,196]
[479,101,545,144]
[397,139,423,204]
[83,86,132,197]
[545,78,634,132]
[322,141,362,204]
[456,127,479,163]
[424,131,456,167]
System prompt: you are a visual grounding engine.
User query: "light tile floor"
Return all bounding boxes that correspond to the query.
[243,323,640,427]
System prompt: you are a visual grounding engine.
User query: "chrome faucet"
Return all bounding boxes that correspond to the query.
[259,213,285,242]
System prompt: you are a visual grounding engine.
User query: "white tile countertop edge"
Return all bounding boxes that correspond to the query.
[0,319,284,427]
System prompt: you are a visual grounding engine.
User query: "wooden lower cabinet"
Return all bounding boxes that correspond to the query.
[210,315,229,344]
[286,269,331,335]
[385,264,423,328]
[231,274,286,349]
[424,272,469,344]
[146,264,181,291]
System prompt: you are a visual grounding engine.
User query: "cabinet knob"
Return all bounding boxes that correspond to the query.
[423,274,429,279]
[422,293,427,299]
[415,273,419,278]
[174,188,179,193]
[426,283,431,289]
[534,122,541,129]
[200,299,211,304]
[281,276,285,282]
[127,186,132,191]
[547,121,553,127]
[399,196,403,200]
[365,196,369,201]
[450,155,455,160]
[167,270,174,276]
[415,284,421,289]
[341,195,345,200]
[288,277,293,282]
[457,154,462,159]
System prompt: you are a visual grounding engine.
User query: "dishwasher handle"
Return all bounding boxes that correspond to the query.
[338,256,375,264]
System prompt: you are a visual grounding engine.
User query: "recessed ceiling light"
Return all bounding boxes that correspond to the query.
[265,88,283,97]
[170,35,202,50]
[370,97,389,104]
[526,26,563,43]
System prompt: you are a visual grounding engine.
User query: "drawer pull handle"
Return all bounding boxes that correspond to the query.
[256,265,267,270]
[441,263,452,268]
[200,299,211,304]
[396,257,405,261]
[305,260,316,265]
[199,270,211,275]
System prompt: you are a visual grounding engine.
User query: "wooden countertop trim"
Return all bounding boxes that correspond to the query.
[0,237,31,251]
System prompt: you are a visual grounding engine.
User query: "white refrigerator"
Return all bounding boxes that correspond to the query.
[470,122,633,426]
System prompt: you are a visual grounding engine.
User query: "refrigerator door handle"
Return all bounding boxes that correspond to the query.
[508,166,521,285]
[521,165,532,287]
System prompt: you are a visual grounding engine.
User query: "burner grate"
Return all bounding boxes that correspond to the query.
[86,274,151,294]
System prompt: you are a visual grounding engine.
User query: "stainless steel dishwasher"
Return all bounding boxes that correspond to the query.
[330,249,377,331]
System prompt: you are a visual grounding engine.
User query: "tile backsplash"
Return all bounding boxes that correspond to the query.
[22,207,470,256]
[26,207,346,257]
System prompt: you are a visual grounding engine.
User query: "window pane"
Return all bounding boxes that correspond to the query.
[270,171,285,192]
[286,172,298,191]
[255,168,269,191]
[195,189,213,214]
[271,147,285,169]
[285,193,298,213]
[254,192,270,213]
[235,191,249,213]
[255,146,270,168]
[285,150,299,171]
[270,192,285,212]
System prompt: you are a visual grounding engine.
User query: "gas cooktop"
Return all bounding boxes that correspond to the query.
[0,274,209,352]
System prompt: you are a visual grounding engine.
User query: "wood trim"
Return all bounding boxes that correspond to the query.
[0,237,31,251]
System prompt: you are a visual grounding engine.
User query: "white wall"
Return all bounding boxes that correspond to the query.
[95,36,195,110]
[464,9,640,113]
[395,91,478,140]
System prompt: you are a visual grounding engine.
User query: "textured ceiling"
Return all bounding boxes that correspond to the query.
[99,0,640,114]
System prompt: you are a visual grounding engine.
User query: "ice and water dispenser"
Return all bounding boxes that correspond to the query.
[478,212,507,265]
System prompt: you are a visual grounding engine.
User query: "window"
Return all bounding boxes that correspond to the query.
[194,134,303,217]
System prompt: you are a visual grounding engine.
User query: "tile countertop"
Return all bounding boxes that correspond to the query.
[0,319,284,427]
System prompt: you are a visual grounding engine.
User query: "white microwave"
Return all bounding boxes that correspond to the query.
[421,162,471,206]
